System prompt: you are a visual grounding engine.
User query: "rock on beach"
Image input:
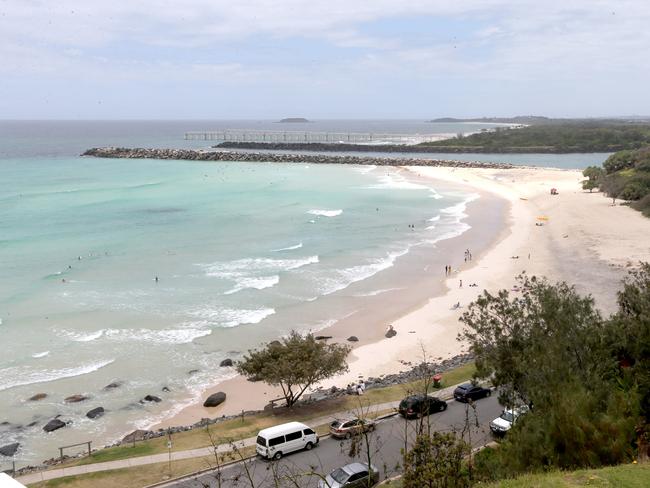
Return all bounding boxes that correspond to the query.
[43,419,66,433]
[203,392,227,408]
[86,407,105,419]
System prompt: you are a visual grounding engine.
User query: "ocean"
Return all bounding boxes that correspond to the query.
[0,120,606,465]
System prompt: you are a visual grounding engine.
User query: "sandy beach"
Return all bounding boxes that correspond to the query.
[155,165,650,429]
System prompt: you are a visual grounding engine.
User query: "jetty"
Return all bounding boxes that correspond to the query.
[82,147,514,169]
[183,129,442,144]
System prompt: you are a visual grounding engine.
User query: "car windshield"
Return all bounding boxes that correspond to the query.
[457,385,469,391]
[331,420,342,428]
[330,468,348,483]
[500,412,515,422]
[256,436,266,447]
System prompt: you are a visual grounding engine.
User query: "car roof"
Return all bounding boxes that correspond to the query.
[258,421,309,438]
[343,462,370,475]
[457,383,473,389]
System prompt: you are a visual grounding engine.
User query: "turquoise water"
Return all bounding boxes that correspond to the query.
[0,120,601,464]
[0,150,479,464]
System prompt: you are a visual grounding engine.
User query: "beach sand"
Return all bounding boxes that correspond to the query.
[154,165,650,429]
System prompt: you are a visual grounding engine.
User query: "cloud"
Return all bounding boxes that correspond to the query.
[1,0,649,117]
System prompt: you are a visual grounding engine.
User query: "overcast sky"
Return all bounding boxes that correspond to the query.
[1,0,649,119]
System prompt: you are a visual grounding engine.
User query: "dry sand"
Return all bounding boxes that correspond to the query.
[155,165,650,429]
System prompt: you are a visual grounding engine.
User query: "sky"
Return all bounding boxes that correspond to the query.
[1,0,649,119]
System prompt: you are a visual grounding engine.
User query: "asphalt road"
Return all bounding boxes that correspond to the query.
[165,395,502,488]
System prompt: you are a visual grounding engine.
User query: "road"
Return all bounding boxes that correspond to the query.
[164,396,502,488]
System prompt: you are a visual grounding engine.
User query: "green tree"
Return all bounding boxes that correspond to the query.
[402,432,470,488]
[582,165,604,192]
[236,331,351,407]
[458,274,609,408]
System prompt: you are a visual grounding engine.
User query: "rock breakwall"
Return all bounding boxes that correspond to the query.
[82,147,514,169]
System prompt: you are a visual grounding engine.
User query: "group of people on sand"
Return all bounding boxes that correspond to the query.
[464,248,472,262]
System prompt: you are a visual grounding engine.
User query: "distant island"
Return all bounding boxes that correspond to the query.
[278,117,310,123]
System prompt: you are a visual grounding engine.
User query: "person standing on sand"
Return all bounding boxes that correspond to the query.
[459,279,463,288]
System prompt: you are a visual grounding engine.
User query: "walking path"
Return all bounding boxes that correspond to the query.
[16,384,461,485]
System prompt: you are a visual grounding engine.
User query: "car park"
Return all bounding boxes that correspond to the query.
[329,417,376,439]
[255,421,319,460]
[453,383,492,402]
[490,406,529,435]
[318,462,379,488]
[398,394,447,418]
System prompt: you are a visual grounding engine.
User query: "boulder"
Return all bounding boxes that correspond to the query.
[29,393,47,401]
[161,386,171,393]
[314,335,332,340]
[0,442,20,457]
[43,419,66,432]
[103,382,122,390]
[347,336,359,342]
[219,358,233,367]
[385,327,397,338]
[122,429,152,443]
[64,394,88,403]
[143,395,162,403]
[188,369,199,375]
[203,392,227,408]
[86,407,105,419]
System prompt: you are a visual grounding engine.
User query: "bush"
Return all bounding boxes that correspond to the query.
[631,194,650,217]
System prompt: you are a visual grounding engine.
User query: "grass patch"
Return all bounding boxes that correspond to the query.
[29,448,257,488]
[485,463,650,487]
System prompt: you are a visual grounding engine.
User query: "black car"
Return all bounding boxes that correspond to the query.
[453,383,492,402]
[398,394,447,418]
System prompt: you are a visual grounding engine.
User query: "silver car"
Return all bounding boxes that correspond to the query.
[318,462,379,488]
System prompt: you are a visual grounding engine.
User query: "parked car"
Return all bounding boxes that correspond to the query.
[453,383,492,402]
[398,394,447,418]
[490,406,529,435]
[318,462,379,488]
[255,421,318,460]
[330,417,376,439]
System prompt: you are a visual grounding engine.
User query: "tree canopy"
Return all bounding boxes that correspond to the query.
[459,269,650,474]
[236,331,351,407]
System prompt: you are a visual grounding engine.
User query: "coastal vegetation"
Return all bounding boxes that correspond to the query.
[456,266,650,483]
[419,122,650,153]
[593,147,650,215]
[236,331,351,407]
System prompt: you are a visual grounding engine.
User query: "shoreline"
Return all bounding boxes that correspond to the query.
[151,169,509,429]
[151,163,650,431]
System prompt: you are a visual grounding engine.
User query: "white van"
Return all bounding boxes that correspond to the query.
[255,421,319,460]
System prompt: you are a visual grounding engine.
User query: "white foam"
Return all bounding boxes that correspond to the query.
[0,359,114,392]
[203,255,318,276]
[224,275,280,295]
[320,248,410,295]
[59,329,105,342]
[188,307,276,328]
[353,287,404,297]
[426,193,480,240]
[32,351,50,358]
[103,328,211,344]
[307,209,343,217]
[271,242,303,252]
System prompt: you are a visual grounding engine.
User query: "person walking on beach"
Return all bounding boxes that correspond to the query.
[459,279,463,288]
